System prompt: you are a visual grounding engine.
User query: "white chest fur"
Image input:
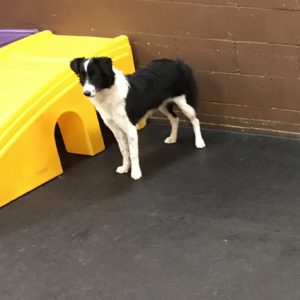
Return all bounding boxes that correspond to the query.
[88,68,129,126]
[86,69,142,180]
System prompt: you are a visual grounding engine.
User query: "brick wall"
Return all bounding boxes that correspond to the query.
[1,0,300,137]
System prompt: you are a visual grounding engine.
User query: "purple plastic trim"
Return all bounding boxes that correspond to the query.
[0,29,39,47]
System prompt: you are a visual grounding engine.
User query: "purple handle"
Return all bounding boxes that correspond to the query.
[0,29,39,47]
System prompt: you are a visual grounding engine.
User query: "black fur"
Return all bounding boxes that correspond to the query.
[70,57,197,125]
[70,57,115,91]
[166,102,177,118]
[125,59,197,124]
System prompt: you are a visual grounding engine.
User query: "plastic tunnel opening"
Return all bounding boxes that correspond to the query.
[54,112,87,170]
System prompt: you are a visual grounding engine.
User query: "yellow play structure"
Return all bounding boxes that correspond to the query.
[0,30,136,207]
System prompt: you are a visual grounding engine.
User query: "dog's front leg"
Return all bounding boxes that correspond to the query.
[105,121,131,174]
[126,125,142,180]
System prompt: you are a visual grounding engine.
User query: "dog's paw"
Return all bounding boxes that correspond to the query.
[131,169,142,180]
[116,165,129,174]
[196,138,206,149]
[164,136,176,144]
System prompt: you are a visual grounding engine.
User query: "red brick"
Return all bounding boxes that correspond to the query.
[196,71,300,110]
[198,101,297,124]
[195,71,273,107]
[130,35,177,66]
[265,10,300,45]
[2,1,300,45]
[271,78,300,110]
[176,37,238,73]
[197,102,300,137]
[131,35,239,73]
[237,43,298,78]
[164,0,300,10]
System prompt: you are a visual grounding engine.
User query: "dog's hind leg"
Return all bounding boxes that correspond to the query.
[159,102,179,144]
[173,95,205,149]
[105,121,131,174]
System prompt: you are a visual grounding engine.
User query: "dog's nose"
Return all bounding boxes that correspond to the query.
[83,90,91,97]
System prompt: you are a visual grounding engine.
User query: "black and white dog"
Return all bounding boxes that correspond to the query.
[70,57,205,180]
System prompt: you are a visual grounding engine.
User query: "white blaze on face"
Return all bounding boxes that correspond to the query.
[83,59,96,97]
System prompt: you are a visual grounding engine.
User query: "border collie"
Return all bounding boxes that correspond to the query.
[70,57,205,180]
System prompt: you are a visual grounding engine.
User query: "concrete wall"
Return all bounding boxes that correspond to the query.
[1,0,300,137]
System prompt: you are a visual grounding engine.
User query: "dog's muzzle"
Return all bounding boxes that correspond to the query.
[83,81,96,98]
[83,90,92,97]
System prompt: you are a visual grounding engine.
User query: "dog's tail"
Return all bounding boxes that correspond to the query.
[175,59,198,109]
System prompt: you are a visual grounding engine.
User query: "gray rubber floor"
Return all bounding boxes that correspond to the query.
[0,123,300,300]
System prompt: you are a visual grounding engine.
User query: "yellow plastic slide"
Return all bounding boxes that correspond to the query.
[0,30,136,207]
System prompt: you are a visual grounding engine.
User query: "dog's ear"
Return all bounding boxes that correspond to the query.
[94,57,113,76]
[94,57,115,86]
[70,57,85,75]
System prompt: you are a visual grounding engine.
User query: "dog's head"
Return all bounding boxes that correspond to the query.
[70,57,115,97]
